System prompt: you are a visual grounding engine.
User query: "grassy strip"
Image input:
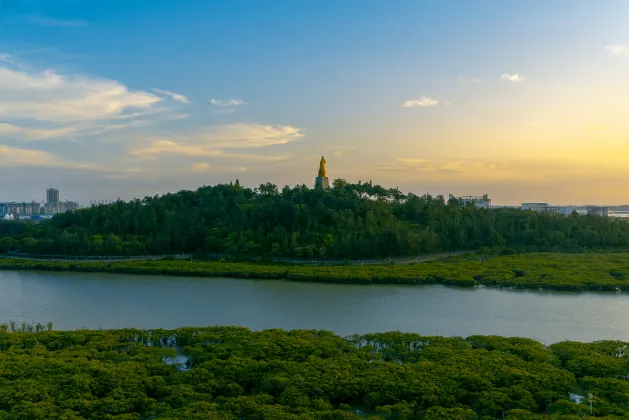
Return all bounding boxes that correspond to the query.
[1,252,629,291]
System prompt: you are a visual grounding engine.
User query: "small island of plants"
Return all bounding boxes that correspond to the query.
[2,252,629,292]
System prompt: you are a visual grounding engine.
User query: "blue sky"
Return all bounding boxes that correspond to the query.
[1,0,628,204]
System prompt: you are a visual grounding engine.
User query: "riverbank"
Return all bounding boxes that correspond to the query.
[0,326,626,418]
[1,252,629,292]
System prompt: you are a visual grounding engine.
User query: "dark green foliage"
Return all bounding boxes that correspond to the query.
[0,327,625,418]
[3,252,629,291]
[2,180,628,258]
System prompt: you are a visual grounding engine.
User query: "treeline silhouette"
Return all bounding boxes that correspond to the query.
[1,179,628,257]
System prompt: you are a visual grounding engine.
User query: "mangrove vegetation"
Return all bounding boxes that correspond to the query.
[0,326,627,419]
[3,252,629,292]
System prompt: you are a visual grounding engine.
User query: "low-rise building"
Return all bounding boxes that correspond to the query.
[559,206,576,215]
[450,194,492,209]
[521,203,561,213]
[587,206,610,217]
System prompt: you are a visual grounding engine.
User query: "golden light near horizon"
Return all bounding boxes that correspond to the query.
[0,1,627,205]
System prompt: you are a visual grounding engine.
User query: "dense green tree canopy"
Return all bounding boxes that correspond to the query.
[0,327,626,419]
[1,180,628,258]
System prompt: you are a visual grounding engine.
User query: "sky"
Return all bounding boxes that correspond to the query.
[0,0,628,205]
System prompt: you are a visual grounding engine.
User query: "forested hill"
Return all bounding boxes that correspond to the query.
[1,179,628,258]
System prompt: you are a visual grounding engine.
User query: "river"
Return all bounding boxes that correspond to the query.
[1,270,628,343]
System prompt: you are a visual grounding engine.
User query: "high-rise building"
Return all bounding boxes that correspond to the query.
[46,188,59,205]
[3,202,41,217]
[59,201,79,213]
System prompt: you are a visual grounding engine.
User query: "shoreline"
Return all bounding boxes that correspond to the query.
[1,252,628,293]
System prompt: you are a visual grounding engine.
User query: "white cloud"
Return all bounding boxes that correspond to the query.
[152,88,190,104]
[0,65,161,122]
[402,97,439,108]
[0,55,183,142]
[605,44,629,56]
[210,98,246,107]
[501,73,527,82]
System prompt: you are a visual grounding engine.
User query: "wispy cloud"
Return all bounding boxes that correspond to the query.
[332,146,356,157]
[605,44,629,56]
[458,75,483,83]
[398,158,426,166]
[378,158,470,175]
[0,64,160,122]
[376,157,533,183]
[402,97,439,108]
[0,144,116,172]
[152,88,190,104]
[26,15,88,28]
[501,73,527,82]
[129,140,290,161]
[0,54,19,66]
[396,157,485,174]
[128,123,303,161]
[0,55,176,141]
[130,140,221,158]
[190,162,211,172]
[167,113,191,120]
[212,108,236,115]
[202,123,303,148]
[0,119,152,142]
[210,98,246,107]
[0,123,78,140]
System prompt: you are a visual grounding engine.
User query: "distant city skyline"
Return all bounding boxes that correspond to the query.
[1,1,628,205]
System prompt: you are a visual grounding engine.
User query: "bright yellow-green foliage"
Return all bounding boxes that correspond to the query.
[2,252,629,291]
[0,327,627,419]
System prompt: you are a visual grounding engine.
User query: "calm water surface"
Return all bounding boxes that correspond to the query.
[1,270,628,343]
